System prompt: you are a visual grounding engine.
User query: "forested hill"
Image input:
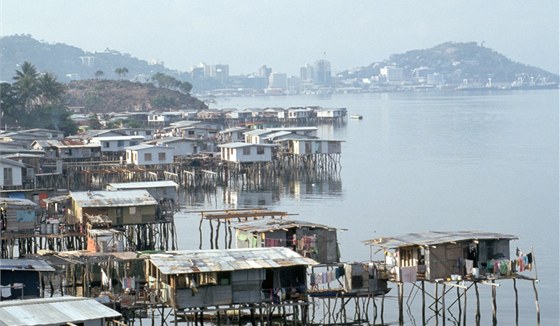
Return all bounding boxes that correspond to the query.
[0,34,189,82]
[339,42,558,84]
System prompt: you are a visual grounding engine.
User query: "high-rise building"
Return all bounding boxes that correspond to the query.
[259,65,272,87]
[300,64,314,82]
[268,72,288,90]
[207,64,229,84]
[313,59,332,86]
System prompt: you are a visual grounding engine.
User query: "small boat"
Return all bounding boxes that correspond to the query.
[350,115,363,120]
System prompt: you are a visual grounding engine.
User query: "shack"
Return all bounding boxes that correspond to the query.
[0,296,121,325]
[105,180,179,203]
[0,197,37,233]
[146,247,317,312]
[68,190,158,226]
[232,218,341,264]
[364,231,519,281]
[0,258,55,299]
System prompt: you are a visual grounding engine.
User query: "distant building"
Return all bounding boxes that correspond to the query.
[313,59,332,86]
[268,72,288,90]
[380,66,405,82]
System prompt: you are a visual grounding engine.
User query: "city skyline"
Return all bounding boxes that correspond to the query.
[1,1,558,76]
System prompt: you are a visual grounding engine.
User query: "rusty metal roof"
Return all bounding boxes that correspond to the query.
[0,296,120,325]
[232,218,338,233]
[149,247,318,275]
[364,231,519,249]
[70,190,158,207]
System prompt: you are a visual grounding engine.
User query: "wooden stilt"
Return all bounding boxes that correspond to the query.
[513,278,519,324]
[533,279,540,325]
[442,283,446,325]
[474,281,480,325]
[491,280,497,326]
[422,280,426,325]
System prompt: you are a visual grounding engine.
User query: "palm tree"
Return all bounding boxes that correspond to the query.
[37,72,65,106]
[12,61,39,111]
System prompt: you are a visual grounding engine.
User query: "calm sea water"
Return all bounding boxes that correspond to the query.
[175,89,559,325]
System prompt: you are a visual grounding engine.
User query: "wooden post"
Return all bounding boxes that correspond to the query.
[421,280,426,325]
[533,280,540,325]
[513,278,519,324]
[463,287,467,326]
[398,282,404,324]
[434,282,439,323]
[442,283,446,325]
[491,280,497,326]
[380,291,385,326]
[474,281,480,325]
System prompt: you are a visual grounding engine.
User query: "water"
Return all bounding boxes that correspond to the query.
[175,89,559,325]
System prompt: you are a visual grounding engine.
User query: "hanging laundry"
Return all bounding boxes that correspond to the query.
[465,259,474,275]
[1,285,11,298]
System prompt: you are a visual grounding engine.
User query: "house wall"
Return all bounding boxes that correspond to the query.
[0,164,23,187]
[127,148,174,165]
[0,271,41,299]
[176,285,233,309]
[72,205,157,225]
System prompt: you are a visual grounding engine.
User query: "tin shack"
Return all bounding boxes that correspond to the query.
[68,190,158,226]
[0,198,37,233]
[0,258,55,299]
[146,247,317,312]
[364,231,519,281]
[232,218,341,264]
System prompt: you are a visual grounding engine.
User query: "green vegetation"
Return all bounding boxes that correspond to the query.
[0,61,78,135]
[151,72,192,94]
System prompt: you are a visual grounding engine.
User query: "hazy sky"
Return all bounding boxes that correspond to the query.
[1,1,558,76]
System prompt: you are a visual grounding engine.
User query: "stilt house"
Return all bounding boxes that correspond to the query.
[232,218,341,264]
[146,247,317,311]
[364,231,519,281]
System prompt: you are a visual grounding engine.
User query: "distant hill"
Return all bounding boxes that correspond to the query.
[0,34,190,82]
[65,79,207,113]
[339,42,558,85]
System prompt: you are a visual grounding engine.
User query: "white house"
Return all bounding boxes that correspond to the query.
[244,129,276,144]
[90,135,145,154]
[0,158,25,188]
[276,139,343,155]
[152,137,200,157]
[316,108,347,119]
[218,143,276,163]
[125,144,175,165]
[287,107,313,120]
[219,127,250,143]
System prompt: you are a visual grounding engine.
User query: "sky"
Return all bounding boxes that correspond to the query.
[1,1,558,76]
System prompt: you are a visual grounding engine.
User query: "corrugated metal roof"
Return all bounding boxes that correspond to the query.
[106,180,179,190]
[232,218,337,233]
[364,231,519,249]
[0,198,36,207]
[0,259,55,272]
[70,190,158,207]
[0,296,120,326]
[150,247,318,275]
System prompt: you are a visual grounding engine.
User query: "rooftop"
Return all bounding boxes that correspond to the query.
[364,231,519,249]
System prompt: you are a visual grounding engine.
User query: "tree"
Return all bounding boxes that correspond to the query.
[12,61,39,112]
[36,72,65,106]
[115,67,129,78]
[95,70,104,79]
